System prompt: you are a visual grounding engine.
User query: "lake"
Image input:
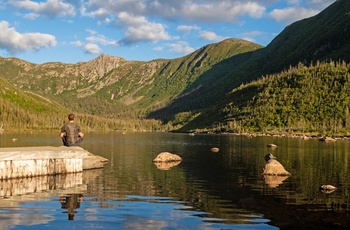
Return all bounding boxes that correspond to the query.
[0,131,349,229]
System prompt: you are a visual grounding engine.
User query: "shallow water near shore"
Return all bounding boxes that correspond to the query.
[0,131,349,229]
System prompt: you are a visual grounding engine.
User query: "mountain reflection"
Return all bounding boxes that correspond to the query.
[0,132,349,229]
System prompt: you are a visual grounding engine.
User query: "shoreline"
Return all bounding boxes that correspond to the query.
[1,129,349,142]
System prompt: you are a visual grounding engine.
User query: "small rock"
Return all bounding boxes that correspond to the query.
[267,144,277,148]
[320,184,337,193]
[319,137,336,142]
[210,147,219,153]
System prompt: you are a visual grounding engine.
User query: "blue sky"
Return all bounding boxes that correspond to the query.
[0,0,335,64]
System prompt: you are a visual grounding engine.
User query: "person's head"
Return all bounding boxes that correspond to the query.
[68,213,75,220]
[68,113,75,121]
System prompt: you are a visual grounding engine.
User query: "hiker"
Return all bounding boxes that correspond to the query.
[60,113,84,146]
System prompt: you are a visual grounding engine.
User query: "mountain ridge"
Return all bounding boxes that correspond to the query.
[0,38,262,119]
[1,0,350,133]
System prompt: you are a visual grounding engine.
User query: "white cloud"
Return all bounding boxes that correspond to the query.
[9,0,75,18]
[86,29,98,35]
[238,30,264,43]
[86,35,119,46]
[71,32,119,54]
[71,40,83,47]
[118,12,170,44]
[287,0,300,6]
[81,0,146,18]
[307,0,335,9]
[0,20,56,53]
[153,46,163,51]
[176,1,265,23]
[177,25,201,34]
[269,7,320,24]
[199,31,227,42]
[81,1,266,23]
[23,12,40,19]
[169,41,195,55]
[84,43,101,54]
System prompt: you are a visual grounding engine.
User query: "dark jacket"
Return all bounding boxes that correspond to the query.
[61,122,83,146]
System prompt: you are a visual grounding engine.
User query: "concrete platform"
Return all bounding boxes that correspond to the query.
[0,146,108,179]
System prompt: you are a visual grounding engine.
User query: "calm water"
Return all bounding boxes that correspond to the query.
[0,131,349,229]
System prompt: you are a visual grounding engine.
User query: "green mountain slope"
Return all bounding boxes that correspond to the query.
[0,38,262,120]
[0,76,69,129]
[174,0,350,132]
[0,76,163,131]
[180,61,350,135]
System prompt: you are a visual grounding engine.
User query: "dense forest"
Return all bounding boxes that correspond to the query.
[212,61,350,136]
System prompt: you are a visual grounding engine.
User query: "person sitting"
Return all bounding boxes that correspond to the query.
[60,113,84,147]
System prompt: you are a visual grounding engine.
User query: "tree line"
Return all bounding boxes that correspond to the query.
[217,60,350,136]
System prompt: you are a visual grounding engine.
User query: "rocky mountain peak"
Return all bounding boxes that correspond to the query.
[79,54,128,78]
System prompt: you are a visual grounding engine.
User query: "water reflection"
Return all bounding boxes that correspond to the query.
[263,175,290,188]
[60,194,84,220]
[153,161,181,170]
[0,131,349,229]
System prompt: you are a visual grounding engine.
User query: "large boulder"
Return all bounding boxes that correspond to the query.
[152,152,182,162]
[263,154,291,176]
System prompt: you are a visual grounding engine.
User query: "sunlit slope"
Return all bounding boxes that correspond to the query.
[0,76,69,129]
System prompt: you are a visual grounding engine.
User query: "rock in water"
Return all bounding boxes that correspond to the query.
[267,144,277,148]
[210,147,219,153]
[320,184,337,193]
[152,152,182,162]
[263,158,291,176]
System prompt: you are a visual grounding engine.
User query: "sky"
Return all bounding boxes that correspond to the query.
[0,0,336,64]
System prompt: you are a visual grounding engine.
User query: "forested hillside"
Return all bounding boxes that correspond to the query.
[180,61,350,135]
[0,76,163,131]
[0,76,68,129]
